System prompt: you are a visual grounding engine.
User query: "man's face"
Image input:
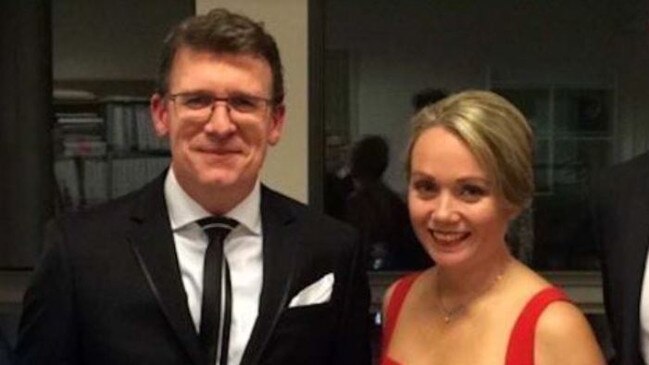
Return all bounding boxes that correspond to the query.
[151,47,285,201]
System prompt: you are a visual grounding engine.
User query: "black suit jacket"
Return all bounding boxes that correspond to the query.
[15,174,371,365]
[590,151,649,365]
[1,328,14,365]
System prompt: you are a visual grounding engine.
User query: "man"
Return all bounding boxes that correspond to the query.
[589,151,649,365]
[16,8,370,365]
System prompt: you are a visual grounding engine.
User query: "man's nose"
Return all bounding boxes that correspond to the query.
[204,101,236,135]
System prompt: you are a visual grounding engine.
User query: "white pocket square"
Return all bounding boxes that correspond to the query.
[288,273,334,308]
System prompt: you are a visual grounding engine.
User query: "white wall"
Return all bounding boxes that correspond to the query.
[197,0,309,203]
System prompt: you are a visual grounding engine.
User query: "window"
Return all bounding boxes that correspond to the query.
[494,85,615,269]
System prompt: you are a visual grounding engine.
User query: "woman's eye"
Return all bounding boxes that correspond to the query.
[412,180,437,196]
[459,185,487,201]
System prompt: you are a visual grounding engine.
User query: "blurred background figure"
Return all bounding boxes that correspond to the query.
[344,135,430,270]
[323,134,353,220]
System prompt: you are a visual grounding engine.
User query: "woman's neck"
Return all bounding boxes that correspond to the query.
[435,244,513,316]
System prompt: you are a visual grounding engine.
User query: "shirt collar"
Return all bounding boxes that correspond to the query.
[164,169,262,235]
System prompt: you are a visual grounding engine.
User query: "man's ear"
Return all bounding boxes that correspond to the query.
[150,93,170,137]
[267,104,286,146]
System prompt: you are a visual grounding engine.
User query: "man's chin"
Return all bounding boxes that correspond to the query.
[197,169,258,190]
[197,172,241,189]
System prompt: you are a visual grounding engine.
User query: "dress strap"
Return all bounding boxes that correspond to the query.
[505,286,569,365]
[381,273,421,357]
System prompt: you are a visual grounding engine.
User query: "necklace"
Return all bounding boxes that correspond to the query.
[436,259,511,323]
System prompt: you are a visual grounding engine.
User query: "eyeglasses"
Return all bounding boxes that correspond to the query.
[167,92,274,121]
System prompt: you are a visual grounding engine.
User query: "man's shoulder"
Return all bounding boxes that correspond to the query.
[591,151,649,194]
[609,150,649,175]
[60,176,161,229]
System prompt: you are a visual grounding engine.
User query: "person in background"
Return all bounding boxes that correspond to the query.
[344,135,430,270]
[16,8,370,365]
[589,150,649,365]
[381,90,605,365]
[323,134,354,220]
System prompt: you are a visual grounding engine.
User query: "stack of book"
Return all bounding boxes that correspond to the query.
[55,112,107,157]
[104,97,169,153]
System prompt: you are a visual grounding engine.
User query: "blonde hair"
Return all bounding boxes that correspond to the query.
[407,90,534,209]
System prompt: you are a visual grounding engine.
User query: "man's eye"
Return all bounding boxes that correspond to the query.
[183,94,213,109]
[229,96,257,111]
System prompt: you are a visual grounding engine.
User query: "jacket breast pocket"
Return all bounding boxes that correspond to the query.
[275,302,335,334]
[263,303,337,363]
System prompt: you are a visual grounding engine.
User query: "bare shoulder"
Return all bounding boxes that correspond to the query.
[502,261,550,301]
[382,280,399,317]
[510,262,551,288]
[508,262,606,364]
[381,269,432,318]
[535,301,606,365]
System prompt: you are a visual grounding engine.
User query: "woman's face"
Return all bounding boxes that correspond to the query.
[408,126,516,267]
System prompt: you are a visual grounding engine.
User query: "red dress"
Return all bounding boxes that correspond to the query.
[380,273,568,365]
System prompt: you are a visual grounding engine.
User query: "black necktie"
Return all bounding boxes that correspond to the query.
[197,217,239,365]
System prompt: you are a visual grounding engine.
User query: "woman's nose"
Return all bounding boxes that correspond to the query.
[431,193,459,223]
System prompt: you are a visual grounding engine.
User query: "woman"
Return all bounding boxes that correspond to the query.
[381,90,604,365]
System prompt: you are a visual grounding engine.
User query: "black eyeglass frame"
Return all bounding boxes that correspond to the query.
[166,91,276,118]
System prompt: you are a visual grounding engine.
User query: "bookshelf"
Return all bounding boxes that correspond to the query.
[53,90,170,212]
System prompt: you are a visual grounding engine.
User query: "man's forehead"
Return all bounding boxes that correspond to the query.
[168,47,273,91]
[173,46,269,68]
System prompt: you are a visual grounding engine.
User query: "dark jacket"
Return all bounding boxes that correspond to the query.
[16,174,371,365]
[590,151,649,365]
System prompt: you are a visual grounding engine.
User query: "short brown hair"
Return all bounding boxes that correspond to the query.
[157,8,284,104]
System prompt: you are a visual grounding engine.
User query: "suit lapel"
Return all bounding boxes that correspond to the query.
[621,166,649,360]
[241,187,298,365]
[127,175,205,365]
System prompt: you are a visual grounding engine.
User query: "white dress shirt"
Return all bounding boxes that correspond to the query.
[164,170,263,365]
[640,248,649,364]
